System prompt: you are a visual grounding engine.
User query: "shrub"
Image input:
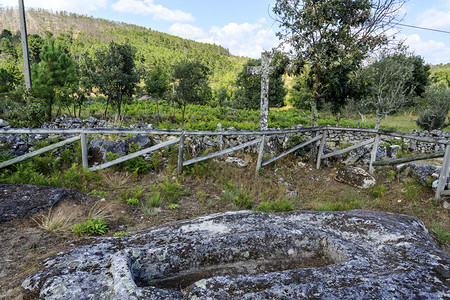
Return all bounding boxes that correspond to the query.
[71,218,108,235]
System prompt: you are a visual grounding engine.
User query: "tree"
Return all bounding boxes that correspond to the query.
[273,0,406,126]
[172,60,212,124]
[0,68,15,93]
[28,34,44,64]
[234,52,288,110]
[416,84,450,131]
[144,64,170,99]
[31,39,77,121]
[358,51,415,128]
[82,41,139,118]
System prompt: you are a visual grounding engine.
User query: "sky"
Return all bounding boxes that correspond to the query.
[1,0,450,64]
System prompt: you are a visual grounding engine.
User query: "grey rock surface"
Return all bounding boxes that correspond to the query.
[335,166,376,189]
[0,184,66,223]
[23,210,449,299]
[89,138,129,161]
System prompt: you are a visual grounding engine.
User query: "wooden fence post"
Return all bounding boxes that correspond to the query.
[435,144,450,202]
[256,135,266,174]
[177,133,186,176]
[369,133,381,174]
[80,133,89,169]
[316,129,328,170]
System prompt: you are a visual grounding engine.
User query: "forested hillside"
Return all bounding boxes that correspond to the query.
[0,7,246,89]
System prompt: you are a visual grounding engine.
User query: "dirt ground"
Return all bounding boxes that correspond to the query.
[0,157,448,299]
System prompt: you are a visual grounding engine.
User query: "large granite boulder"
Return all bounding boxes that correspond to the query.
[22,210,449,299]
[0,184,66,223]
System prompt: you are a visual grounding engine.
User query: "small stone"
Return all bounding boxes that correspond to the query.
[335,166,376,189]
[225,157,248,168]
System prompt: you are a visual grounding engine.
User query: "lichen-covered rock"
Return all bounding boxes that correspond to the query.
[335,166,376,189]
[89,138,129,162]
[0,184,66,223]
[23,210,449,299]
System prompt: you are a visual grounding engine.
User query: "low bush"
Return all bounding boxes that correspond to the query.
[71,218,108,235]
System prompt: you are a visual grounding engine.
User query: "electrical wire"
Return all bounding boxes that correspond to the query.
[397,23,450,34]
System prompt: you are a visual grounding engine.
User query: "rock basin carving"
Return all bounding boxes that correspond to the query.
[22,210,449,299]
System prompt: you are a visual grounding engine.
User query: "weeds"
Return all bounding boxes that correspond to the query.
[222,180,253,209]
[370,184,389,198]
[256,199,294,213]
[160,178,188,203]
[71,218,108,235]
[430,223,450,247]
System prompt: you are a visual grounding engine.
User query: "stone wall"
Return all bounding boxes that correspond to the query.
[1,116,449,157]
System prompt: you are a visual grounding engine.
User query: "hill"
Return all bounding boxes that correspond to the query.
[0,7,247,90]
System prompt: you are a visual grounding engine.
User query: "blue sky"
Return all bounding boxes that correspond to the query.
[2,0,450,64]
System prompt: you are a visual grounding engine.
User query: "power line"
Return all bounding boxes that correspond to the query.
[398,23,450,34]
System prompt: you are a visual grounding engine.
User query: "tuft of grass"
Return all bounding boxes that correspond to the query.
[256,199,294,213]
[102,171,131,190]
[222,180,253,209]
[430,223,450,248]
[32,207,77,233]
[87,202,113,221]
[316,190,363,211]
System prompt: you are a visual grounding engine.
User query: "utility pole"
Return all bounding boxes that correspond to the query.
[18,0,32,90]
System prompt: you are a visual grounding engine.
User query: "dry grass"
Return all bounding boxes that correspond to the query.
[101,169,132,189]
[32,205,81,233]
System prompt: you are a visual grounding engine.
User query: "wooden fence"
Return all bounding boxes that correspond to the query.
[0,126,449,201]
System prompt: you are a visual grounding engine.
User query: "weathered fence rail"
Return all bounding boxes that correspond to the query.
[0,126,449,201]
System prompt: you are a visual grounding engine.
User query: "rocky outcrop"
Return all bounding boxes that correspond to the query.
[0,184,66,223]
[23,210,449,299]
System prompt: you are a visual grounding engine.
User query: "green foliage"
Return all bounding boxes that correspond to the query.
[359,48,416,128]
[168,203,178,210]
[285,135,309,157]
[120,185,144,205]
[144,64,170,99]
[80,40,139,117]
[222,180,253,209]
[172,59,212,124]
[273,0,399,125]
[90,189,108,198]
[316,191,362,211]
[71,218,108,235]
[234,51,288,110]
[370,184,389,198]
[105,151,150,174]
[159,178,187,203]
[113,231,131,237]
[256,199,294,213]
[31,38,78,121]
[416,84,450,131]
[126,197,140,205]
[430,223,450,246]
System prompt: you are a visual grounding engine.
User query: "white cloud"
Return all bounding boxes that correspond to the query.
[417,5,450,29]
[111,0,194,22]
[169,20,279,58]
[169,23,207,40]
[1,0,107,13]
[401,33,450,64]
